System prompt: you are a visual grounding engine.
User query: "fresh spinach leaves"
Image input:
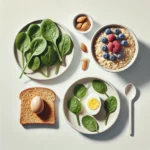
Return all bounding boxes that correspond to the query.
[104,96,117,125]
[19,37,47,78]
[26,51,40,71]
[41,19,62,61]
[40,45,57,77]
[82,115,99,132]
[68,97,82,126]
[92,80,108,97]
[58,34,72,57]
[15,32,30,68]
[27,24,41,40]
[74,84,87,99]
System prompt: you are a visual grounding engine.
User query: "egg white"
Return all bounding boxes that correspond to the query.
[85,93,101,115]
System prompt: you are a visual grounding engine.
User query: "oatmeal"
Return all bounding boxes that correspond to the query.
[94,26,136,70]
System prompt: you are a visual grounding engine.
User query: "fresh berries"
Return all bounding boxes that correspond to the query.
[109,54,116,61]
[117,53,123,59]
[103,52,109,59]
[107,42,114,52]
[118,33,125,39]
[101,37,107,43]
[121,40,128,46]
[107,34,116,42]
[105,28,111,34]
[102,45,107,51]
[113,40,121,53]
[114,28,120,34]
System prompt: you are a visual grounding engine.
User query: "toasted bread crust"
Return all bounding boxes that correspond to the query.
[19,87,56,125]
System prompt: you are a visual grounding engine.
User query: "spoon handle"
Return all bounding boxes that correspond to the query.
[129,101,132,136]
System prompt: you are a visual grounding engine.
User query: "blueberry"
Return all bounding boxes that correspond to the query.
[101,37,107,43]
[117,53,123,59]
[102,45,107,51]
[105,28,111,34]
[119,33,125,39]
[114,28,120,35]
[121,40,128,46]
[103,52,109,59]
[109,54,116,61]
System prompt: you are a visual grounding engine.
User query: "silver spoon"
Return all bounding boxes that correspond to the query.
[125,83,136,136]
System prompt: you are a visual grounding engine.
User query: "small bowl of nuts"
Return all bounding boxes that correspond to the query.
[73,13,93,34]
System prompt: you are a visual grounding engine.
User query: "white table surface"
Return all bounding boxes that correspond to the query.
[0,0,150,150]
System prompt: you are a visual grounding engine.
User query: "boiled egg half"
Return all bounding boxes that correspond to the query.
[85,93,101,115]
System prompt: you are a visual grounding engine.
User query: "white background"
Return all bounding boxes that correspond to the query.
[0,0,150,150]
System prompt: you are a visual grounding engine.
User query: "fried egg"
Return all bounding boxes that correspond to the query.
[85,93,101,115]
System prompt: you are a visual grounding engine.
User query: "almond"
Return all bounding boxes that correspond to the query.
[77,16,87,23]
[82,58,89,71]
[81,21,91,31]
[76,23,82,29]
[80,43,88,53]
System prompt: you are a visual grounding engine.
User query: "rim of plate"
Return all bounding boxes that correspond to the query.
[14,19,74,80]
[91,24,139,73]
[63,76,120,134]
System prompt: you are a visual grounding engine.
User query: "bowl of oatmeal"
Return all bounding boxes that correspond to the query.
[91,24,139,72]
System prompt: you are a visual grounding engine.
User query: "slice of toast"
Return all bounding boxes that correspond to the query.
[19,87,56,125]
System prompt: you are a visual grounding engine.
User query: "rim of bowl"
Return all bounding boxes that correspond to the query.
[91,24,139,72]
[73,13,93,34]
[63,76,120,134]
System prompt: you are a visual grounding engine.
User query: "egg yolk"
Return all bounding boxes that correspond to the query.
[87,98,100,110]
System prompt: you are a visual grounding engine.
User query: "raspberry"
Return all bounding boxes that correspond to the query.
[107,42,114,52]
[107,34,116,42]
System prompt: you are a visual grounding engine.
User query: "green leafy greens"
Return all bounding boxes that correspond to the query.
[27,24,41,40]
[82,115,99,132]
[15,32,30,68]
[68,97,82,126]
[41,19,62,61]
[26,51,40,71]
[19,37,47,78]
[40,45,57,77]
[74,84,87,99]
[104,96,117,125]
[92,80,108,97]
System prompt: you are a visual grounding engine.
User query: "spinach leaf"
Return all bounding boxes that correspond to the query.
[27,24,41,40]
[26,51,40,71]
[15,32,30,68]
[104,96,117,125]
[74,84,87,99]
[40,45,57,77]
[92,80,108,96]
[82,115,99,132]
[68,97,82,126]
[41,19,62,61]
[19,37,47,78]
[58,34,72,57]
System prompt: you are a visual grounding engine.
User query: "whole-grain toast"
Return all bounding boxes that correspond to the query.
[19,87,56,125]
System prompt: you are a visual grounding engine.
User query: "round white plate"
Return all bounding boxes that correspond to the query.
[14,20,74,80]
[63,77,120,134]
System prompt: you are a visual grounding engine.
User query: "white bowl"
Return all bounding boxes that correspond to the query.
[73,13,93,34]
[91,24,139,72]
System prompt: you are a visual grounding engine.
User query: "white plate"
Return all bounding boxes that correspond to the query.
[63,77,120,134]
[14,20,74,80]
[91,24,139,72]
